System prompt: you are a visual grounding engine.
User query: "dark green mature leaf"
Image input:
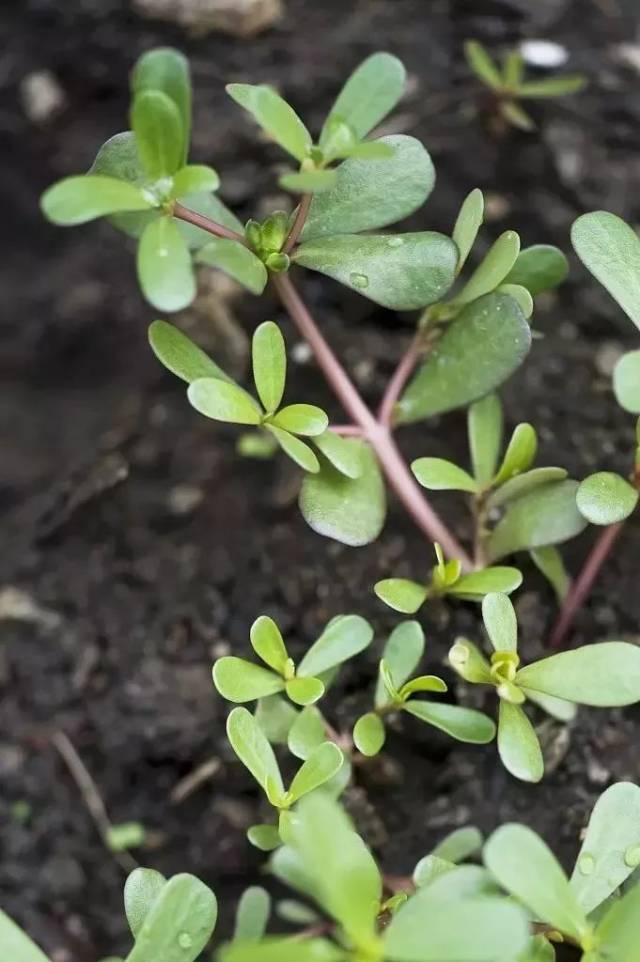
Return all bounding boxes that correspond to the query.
[227,84,312,161]
[594,878,640,960]
[299,443,386,546]
[404,701,496,743]
[320,52,406,143]
[124,868,167,938]
[213,657,285,702]
[398,294,531,423]
[227,707,284,797]
[518,75,587,97]
[301,136,434,240]
[446,567,522,600]
[0,909,51,962]
[503,245,569,296]
[252,321,286,413]
[148,320,231,384]
[294,232,457,311]
[374,578,428,614]
[279,170,338,194]
[375,621,425,706]
[41,175,153,226]
[464,40,503,89]
[468,394,503,487]
[196,238,267,295]
[313,431,362,479]
[453,230,520,306]
[298,615,373,678]
[131,47,191,165]
[488,468,568,508]
[233,887,271,942]
[516,642,640,706]
[577,472,639,525]
[90,130,146,184]
[188,379,262,424]
[572,211,640,331]
[614,350,640,414]
[497,701,543,783]
[353,713,386,756]
[137,215,195,312]
[125,873,218,962]
[131,90,183,178]
[487,480,587,561]
[453,188,484,274]
[267,425,320,473]
[412,457,477,492]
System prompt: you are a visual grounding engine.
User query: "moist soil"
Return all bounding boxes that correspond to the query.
[2,0,640,958]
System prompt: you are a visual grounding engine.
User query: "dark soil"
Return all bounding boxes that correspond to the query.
[2,0,640,958]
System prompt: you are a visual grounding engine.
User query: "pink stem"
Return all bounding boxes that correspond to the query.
[283,193,312,254]
[330,425,363,436]
[378,332,421,426]
[549,522,625,649]
[173,202,247,244]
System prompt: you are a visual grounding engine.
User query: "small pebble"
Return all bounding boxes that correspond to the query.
[20,70,66,123]
[520,40,569,69]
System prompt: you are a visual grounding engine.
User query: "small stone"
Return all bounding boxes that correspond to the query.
[291,341,313,364]
[483,192,511,222]
[615,44,640,75]
[520,40,569,69]
[20,70,66,124]
[594,342,624,378]
[0,586,61,629]
[132,0,283,37]
[167,484,204,516]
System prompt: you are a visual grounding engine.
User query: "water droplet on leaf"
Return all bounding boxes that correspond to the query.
[178,933,193,949]
[578,853,595,876]
[387,237,404,247]
[624,844,640,868]
[350,272,369,289]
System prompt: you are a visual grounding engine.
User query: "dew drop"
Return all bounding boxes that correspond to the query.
[624,844,640,868]
[178,932,193,950]
[158,247,169,258]
[350,272,369,289]
[387,237,404,247]
[578,853,595,876]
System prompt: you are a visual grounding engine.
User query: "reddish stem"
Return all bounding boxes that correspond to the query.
[330,424,363,436]
[549,522,625,649]
[378,332,421,426]
[283,193,312,254]
[173,202,247,244]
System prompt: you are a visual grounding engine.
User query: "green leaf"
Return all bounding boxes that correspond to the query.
[468,394,503,487]
[196,238,267,295]
[493,423,538,485]
[0,909,51,962]
[448,639,493,685]
[484,824,589,941]
[340,140,396,160]
[488,468,568,509]
[375,622,425,706]
[503,51,525,88]
[125,873,217,962]
[312,431,362,479]
[516,642,640,706]
[398,293,531,422]
[288,705,326,760]
[501,100,535,131]
[374,578,428,614]
[294,232,457,311]
[454,230,521,307]
[90,130,146,184]
[486,479,587,561]
[188,379,262,425]
[577,472,639,525]
[497,283,533,319]
[412,865,496,903]
[279,170,338,194]
[247,824,281,852]
[404,701,496,744]
[255,695,297,745]
[569,782,640,915]
[131,90,183,178]
[41,175,153,226]
[125,869,167,938]
[320,52,405,143]
[227,84,311,161]
[530,545,571,603]
[172,164,219,196]
[288,743,344,802]
[148,320,231,384]
[464,40,503,89]
[447,567,523,600]
[213,657,285,702]
[613,350,640,414]
[137,216,195,312]
[131,48,191,165]
[453,188,484,274]
[412,855,456,890]
[572,211,640,331]
[220,937,343,962]
[593,879,640,960]
[107,822,146,852]
[299,442,386,546]
[272,405,329,437]
[251,321,286,413]
[250,616,288,674]
[233,887,271,942]
[432,827,484,864]
[285,676,325,706]
[482,592,518,653]
[227,707,284,797]
[298,615,373,678]
[399,675,447,699]
[497,700,543,783]
[353,713,386,756]
[301,136,434,240]
[267,425,320,473]
[503,245,569,296]
[519,688,576,723]
[411,457,477,492]
[518,75,587,98]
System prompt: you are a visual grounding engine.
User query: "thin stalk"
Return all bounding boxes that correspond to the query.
[378,331,421,426]
[283,193,312,253]
[173,202,247,244]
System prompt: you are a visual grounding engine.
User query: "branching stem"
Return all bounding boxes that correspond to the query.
[283,193,312,253]
[173,202,247,244]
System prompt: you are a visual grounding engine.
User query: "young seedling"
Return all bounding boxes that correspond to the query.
[465,39,587,133]
[449,592,640,782]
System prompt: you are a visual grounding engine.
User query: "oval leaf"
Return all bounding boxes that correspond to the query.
[353,713,386,756]
[227,706,284,796]
[285,676,325,706]
[267,425,320,473]
[412,457,477,492]
[488,467,568,509]
[0,910,51,962]
[453,230,521,307]
[137,216,195,312]
[298,614,373,678]
[252,321,286,413]
[375,621,425,707]
[503,244,569,296]
[41,175,152,226]
[213,657,285,702]
[572,211,640,331]
[125,868,167,938]
[196,239,267,295]
[468,393,503,487]
[148,320,230,384]
[447,567,523,600]
[227,84,311,162]
[250,616,288,674]
[516,642,640,706]
[288,705,326,761]
[320,52,406,142]
[493,423,538,485]
[125,873,218,962]
[131,89,183,178]
[453,188,484,273]
[613,350,640,414]
[188,379,262,425]
[403,701,496,744]
[374,578,428,614]
[279,169,338,194]
[312,430,363,479]
[577,472,638,525]
[233,886,271,942]
[288,743,344,802]
[482,593,518,653]
[272,405,329,437]
[497,700,543,783]
[131,47,191,165]
[486,480,587,561]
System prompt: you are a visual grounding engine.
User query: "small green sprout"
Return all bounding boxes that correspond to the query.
[464,39,587,133]
[106,822,147,853]
[449,592,640,782]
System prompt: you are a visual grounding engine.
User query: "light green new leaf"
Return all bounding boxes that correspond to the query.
[272,405,328,437]
[131,90,183,178]
[313,431,362,479]
[233,887,271,942]
[137,215,195,312]
[255,695,297,745]
[279,169,338,194]
[227,84,311,161]
[247,824,281,852]
[288,743,344,802]
[489,468,568,509]
[411,855,456,890]
[188,379,262,424]
[572,211,640,331]
[569,782,640,915]
[494,423,538,485]
[298,615,373,678]
[464,40,503,89]
[518,687,576,723]
[497,283,534,319]
[447,567,523,600]
[398,293,531,422]
[593,880,640,961]
[213,657,285,702]
[482,592,518,653]
[374,578,428,614]
[299,443,386,546]
[252,321,286,413]
[432,826,484,864]
[41,175,153,226]
[453,188,484,273]
[484,824,588,941]
[294,232,457,311]
[227,707,284,796]
[613,350,640,414]
[454,230,521,307]
[125,873,218,962]
[468,393,503,487]
[518,75,587,98]
[497,701,543,783]
[353,713,386,756]
[411,457,477,492]
[301,136,434,240]
[486,480,587,561]
[448,639,493,685]
[285,676,325,706]
[503,245,569,296]
[0,910,51,962]
[412,865,496,903]
[341,140,395,160]
[501,99,535,131]
[131,47,191,164]
[530,545,571,603]
[250,616,288,674]
[90,130,146,184]
[124,869,167,938]
[320,52,405,143]
[516,642,640,706]
[375,621,425,706]
[399,675,447,698]
[267,425,320,473]
[148,320,230,384]
[196,238,267,295]
[173,164,219,196]
[404,701,496,744]
[220,937,343,962]
[577,472,638,525]
[288,705,326,760]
